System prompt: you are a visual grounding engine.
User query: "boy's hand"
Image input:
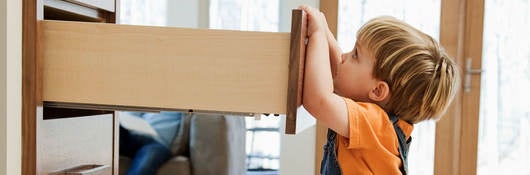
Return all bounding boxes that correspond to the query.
[299,5,329,37]
[300,6,341,78]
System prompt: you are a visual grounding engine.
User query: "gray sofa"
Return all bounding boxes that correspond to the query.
[119,113,247,175]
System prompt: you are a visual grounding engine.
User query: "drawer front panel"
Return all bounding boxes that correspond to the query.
[37,113,114,174]
[41,20,291,114]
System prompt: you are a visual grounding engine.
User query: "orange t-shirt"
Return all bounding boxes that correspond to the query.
[336,98,413,175]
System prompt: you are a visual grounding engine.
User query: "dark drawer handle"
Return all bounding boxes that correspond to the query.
[50,164,111,175]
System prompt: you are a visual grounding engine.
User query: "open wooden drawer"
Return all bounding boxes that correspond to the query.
[26,1,311,174]
[39,10,311,134]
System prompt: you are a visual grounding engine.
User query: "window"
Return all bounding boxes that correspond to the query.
[119,0,167,26]
[477,0,530,174]
[245,117,281,173]
[209,0,279,32]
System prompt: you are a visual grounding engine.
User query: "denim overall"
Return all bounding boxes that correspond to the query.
[320,113,411,175]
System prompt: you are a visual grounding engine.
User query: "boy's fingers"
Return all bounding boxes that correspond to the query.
[299,5,317,14]
[298,5,309,12]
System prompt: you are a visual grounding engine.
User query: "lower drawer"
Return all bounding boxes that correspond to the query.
[37,113,115,174]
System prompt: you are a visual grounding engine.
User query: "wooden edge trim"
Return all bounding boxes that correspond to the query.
[458,0,484,174]
[22,0,38,173]
[285,9,307,134]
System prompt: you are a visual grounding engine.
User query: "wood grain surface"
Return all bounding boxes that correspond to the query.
[41,20,291,115]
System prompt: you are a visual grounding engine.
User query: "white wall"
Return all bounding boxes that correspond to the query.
[279,0,319,32]
[0,0,6,172]
[0,0,22,174]
[166,0,208,28]
[279,122,317,175]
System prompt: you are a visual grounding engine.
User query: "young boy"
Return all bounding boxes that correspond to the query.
[299,6,460,175]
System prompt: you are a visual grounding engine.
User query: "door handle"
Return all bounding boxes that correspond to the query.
[464,58,485,93]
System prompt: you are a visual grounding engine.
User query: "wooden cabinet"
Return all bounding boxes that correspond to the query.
[27,0,120,174]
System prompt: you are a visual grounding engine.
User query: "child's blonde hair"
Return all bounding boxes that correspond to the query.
[357,16,460,124]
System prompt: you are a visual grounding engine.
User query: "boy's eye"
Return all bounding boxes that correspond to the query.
[352,48,358,59]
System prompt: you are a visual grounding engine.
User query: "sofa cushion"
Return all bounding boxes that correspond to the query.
[189,114,246,175]
[169,113,192,156]
[158,156,191,175]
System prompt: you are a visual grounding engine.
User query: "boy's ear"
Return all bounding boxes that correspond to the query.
[368,81,389,102]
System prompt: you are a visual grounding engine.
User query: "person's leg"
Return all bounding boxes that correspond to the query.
[125,142,172,175]
[119,126,159,158]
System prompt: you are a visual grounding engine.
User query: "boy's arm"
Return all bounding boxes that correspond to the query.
[326,29,342,78]
[300,6,349,137]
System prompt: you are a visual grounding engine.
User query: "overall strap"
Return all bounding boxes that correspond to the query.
[388,113,411,175]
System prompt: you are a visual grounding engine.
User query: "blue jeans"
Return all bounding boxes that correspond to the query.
[120,126,172,175]
[320,129,342,175]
